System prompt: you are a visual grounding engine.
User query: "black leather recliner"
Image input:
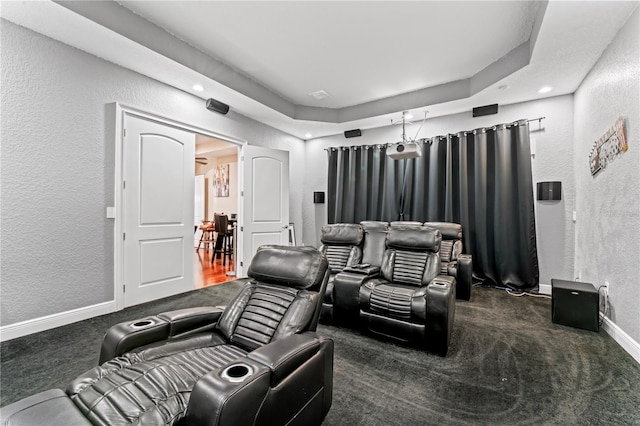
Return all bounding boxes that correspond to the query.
[333,221,388,325]
[358,226,456,356]
[318,223,363,321]
[1,245,333,426]
[424,222,472,301]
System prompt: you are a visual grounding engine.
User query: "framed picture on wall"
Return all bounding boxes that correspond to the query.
[213,164,230,197]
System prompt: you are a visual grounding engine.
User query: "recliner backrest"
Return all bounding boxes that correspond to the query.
[319,223,363,273]
[360,221,388,267]
[215,245,329,350]
[380,226,442,286]
[424,222,463,263]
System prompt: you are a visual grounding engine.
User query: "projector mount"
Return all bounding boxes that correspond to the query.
[387,111,428,160]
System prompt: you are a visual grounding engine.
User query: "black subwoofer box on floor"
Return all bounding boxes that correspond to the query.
[551,279,599,332]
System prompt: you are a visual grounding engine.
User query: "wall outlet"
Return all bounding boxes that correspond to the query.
[600,281,610,316]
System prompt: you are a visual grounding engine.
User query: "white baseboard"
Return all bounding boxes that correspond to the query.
[0,301,116,342]
[600,314,640,365]
[538,283,552,295]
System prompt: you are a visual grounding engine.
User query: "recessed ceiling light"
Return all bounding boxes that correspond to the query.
[193,84,204,92]
[404,113,414,120]
[538,86,553,94]
[305,133,312,139]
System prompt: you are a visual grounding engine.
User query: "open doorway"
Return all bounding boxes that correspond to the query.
[193,134,239,288]
[114,104,289,310]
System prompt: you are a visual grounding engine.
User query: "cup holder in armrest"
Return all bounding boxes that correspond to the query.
[130,319,155,329]
[220,363,254,383]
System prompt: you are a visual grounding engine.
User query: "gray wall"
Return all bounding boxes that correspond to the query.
[303,95,576,287]
[0,21,304,326]
[573,7,639,343]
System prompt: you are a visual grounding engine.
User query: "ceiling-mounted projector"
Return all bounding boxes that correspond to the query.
[386,110,424,160]
[387,142,421,160]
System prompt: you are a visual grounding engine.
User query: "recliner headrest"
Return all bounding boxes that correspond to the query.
[320,223,363,245]
[248,245,328,290]
[360,221,389,232]
[424,222,462,240]
[389,221,423,227]
[386,226,442,252]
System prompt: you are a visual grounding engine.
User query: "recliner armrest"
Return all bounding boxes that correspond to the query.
[247,332,321,386]
[99,306,225,364]
[343,264,381,276]
[456,254,472,301]
[0,389,91,426]
[184,333,334,426]
[99,316,170,364]
[184,359,271,426]
[333,271,375,325]
[425,275,456,356]
[158,306,225,338]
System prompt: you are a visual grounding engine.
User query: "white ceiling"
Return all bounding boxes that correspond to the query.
[119,1,539,109]
[1,1,638,139]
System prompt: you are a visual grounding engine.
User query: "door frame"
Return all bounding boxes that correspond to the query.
[112,103,245,311]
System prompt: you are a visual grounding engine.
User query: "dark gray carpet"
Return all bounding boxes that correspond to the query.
[2,282,640,425]
[322,288,640,425]
[0,280,245,407]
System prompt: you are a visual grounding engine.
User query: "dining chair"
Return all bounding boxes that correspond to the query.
[197,221,216,251]
[213,213,233,265]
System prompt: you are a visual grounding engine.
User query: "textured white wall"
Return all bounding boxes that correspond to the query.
[574,8,639,343]
[303,95,576,287]
[0,21,304,326]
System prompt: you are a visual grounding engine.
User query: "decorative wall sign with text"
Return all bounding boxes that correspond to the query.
[589,117,627,176]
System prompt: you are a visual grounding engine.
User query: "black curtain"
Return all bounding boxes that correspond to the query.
[326,120,539,290]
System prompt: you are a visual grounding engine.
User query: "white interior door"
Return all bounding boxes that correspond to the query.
[123,114,195,306]
[239,145,289,276]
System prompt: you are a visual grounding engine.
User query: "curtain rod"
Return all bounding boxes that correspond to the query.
[324,116,546,151]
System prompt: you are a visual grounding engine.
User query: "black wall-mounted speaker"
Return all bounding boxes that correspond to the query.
[344,129,362,138]
[537,181,562,200]
[206,98,230,115]
[313,192,325,204]
[472,104,499,117]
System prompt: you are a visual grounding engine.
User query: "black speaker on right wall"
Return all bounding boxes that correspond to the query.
[472,104,498,117]
[537,181,562,200]
[344,129,362,138]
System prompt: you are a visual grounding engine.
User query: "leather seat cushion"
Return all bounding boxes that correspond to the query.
[359,280,427,323]
[370,283,413,321]
[67,334,248,426]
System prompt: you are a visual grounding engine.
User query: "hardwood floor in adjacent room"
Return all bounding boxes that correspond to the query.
[194,248,236,288]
